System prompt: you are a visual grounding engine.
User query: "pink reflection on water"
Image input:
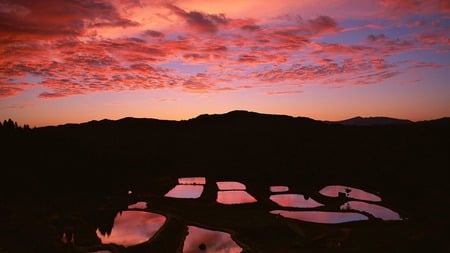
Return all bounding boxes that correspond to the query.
[165,185,204,199]
[319,185,382,202]
[96,211,166,247]
[270,210,368,224]
[178,177,206,185]
[183,226,242,253]
[270,194,323,208]
[270,186,289,193]
[216,190,257,204]
[340,201,402,220]
[128,201,147,209]
[216,181,246,190]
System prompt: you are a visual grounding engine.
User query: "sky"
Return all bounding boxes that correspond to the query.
[1,0,449,127]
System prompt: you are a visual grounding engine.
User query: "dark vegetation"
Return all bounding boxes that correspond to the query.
[1,111,449,252]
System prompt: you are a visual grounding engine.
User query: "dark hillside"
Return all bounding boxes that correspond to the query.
[1,112,449,252]
[334,116,413,126]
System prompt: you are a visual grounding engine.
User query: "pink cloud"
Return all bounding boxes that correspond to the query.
[142,30,165,39]
[312,42,374,57]
[0,1,447,101]
[38,78,86,98]
[0,85,25,98]
[366,34,415,56]
[0,0,137,41]
[440,0,450,12]
[36,63,179,98]
[271,29,310,50]
[253,57,401,86]
[0,38,183,98]
[308,16,339,34]
[182,73,214,93]
[406,61,444,69]
[417,33,450,47]
[237,54,262,64]
[181,72,251,93]
[380,0,450,15]
[182,53,210,62]
[166,4,228,33]
[352,70,400,85]
[241,24,261,31]
[380,0,423,13]
[408,20,427,27]
[367,34,387,43]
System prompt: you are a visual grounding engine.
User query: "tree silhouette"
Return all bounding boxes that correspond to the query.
[0,119,31,131]
[2,119,17,129]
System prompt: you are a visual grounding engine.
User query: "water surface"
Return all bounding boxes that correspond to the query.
[340,201,402,220]
[96,211,166,247]
[183,226,242,253]
[128,201,147,209]
[217,190,257,204]
[270,186,289,193]
[216,181,246,190]
[270,210,368,224]
[270,194,323,208]
[178,177,206,185]
[165,185,204,199]
[319,185,381,202]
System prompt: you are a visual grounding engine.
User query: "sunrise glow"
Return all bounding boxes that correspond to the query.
[1,0,449,126]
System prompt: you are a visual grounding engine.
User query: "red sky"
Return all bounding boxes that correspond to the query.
[1,0,449,126]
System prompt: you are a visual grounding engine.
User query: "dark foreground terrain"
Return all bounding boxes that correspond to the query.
[1,111,449,252]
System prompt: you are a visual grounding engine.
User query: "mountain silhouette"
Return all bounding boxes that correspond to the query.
[1,110,449,252]
[4,109,448,191]
[333,116,413,126]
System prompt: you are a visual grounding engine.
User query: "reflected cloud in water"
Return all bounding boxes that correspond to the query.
[319,185,382,202]
[216,181,246,190]
[96,211,166,247]
[165,185,204,199]
[178,177,206,185]
[217,190,257,204]
[183,226,242,253]
[271,210,368,224]
[341,201,402,220]
[270,186,289,193]
[128,201,147,209]
[270,194,323,208]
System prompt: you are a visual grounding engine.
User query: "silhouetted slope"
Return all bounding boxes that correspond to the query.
[1,111,450,252]
[334,116,413,126]
[1,111,449,222]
